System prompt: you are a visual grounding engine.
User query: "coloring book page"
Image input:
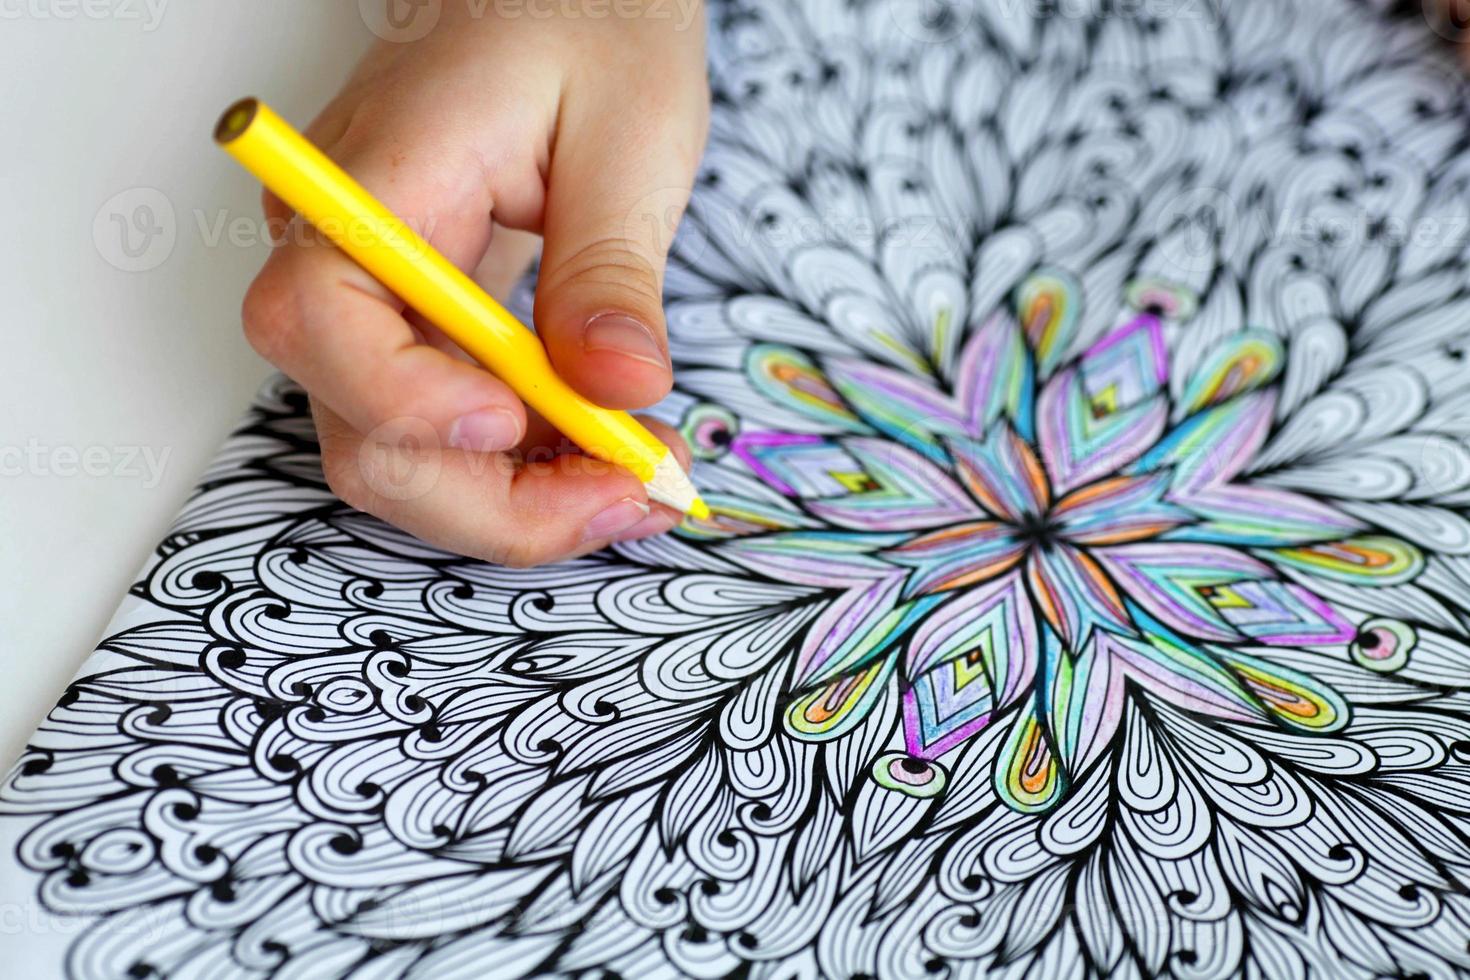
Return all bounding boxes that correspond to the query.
[9,0,1470,976]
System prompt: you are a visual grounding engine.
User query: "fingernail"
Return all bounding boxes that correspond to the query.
[612,513,670,543]
[583,497,651,542]
[448,408,521,452]
[583,313,668,369]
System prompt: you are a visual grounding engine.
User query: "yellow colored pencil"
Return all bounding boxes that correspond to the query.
[214,97,708,520]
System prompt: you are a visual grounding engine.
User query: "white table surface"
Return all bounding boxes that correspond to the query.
[0,3,378,770]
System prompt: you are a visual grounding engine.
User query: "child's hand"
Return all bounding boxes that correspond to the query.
[241,3,708,567]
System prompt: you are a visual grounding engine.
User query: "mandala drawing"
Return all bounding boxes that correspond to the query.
[689,272,1418,816]
[10,0,1470,977]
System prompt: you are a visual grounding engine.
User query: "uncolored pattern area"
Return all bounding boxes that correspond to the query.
[10,0,1470,976]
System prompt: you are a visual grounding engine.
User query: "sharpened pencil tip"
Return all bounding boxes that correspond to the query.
[689,498,712,521]
[646,452,705,517]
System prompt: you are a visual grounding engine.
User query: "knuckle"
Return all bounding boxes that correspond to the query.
[321,469,362,513]
[495,549,538,570]
[480,535,548,570]
[318,439,367,512]
[474,503,562,569]
[541,236,663,310]
[241,271,299,365]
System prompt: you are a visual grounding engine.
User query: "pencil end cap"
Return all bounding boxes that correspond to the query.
[215,98,260,145]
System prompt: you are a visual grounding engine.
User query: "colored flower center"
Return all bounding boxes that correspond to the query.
[1013,511,1062,550]
[677,274,1425,812]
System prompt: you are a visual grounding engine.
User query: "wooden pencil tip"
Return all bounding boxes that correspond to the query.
[647,453,705,517]
[214,98,259,145]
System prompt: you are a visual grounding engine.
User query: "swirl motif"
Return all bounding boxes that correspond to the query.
[10,0,1470,976]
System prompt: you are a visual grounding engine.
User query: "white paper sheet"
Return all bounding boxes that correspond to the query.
[8,0,1470,976]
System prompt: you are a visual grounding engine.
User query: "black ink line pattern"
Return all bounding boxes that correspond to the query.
[9,0,1470,976]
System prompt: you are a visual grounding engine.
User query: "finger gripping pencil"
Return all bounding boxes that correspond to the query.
[214,97,708,519]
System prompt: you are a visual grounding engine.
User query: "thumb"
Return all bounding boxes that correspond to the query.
[533,80,708,411]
